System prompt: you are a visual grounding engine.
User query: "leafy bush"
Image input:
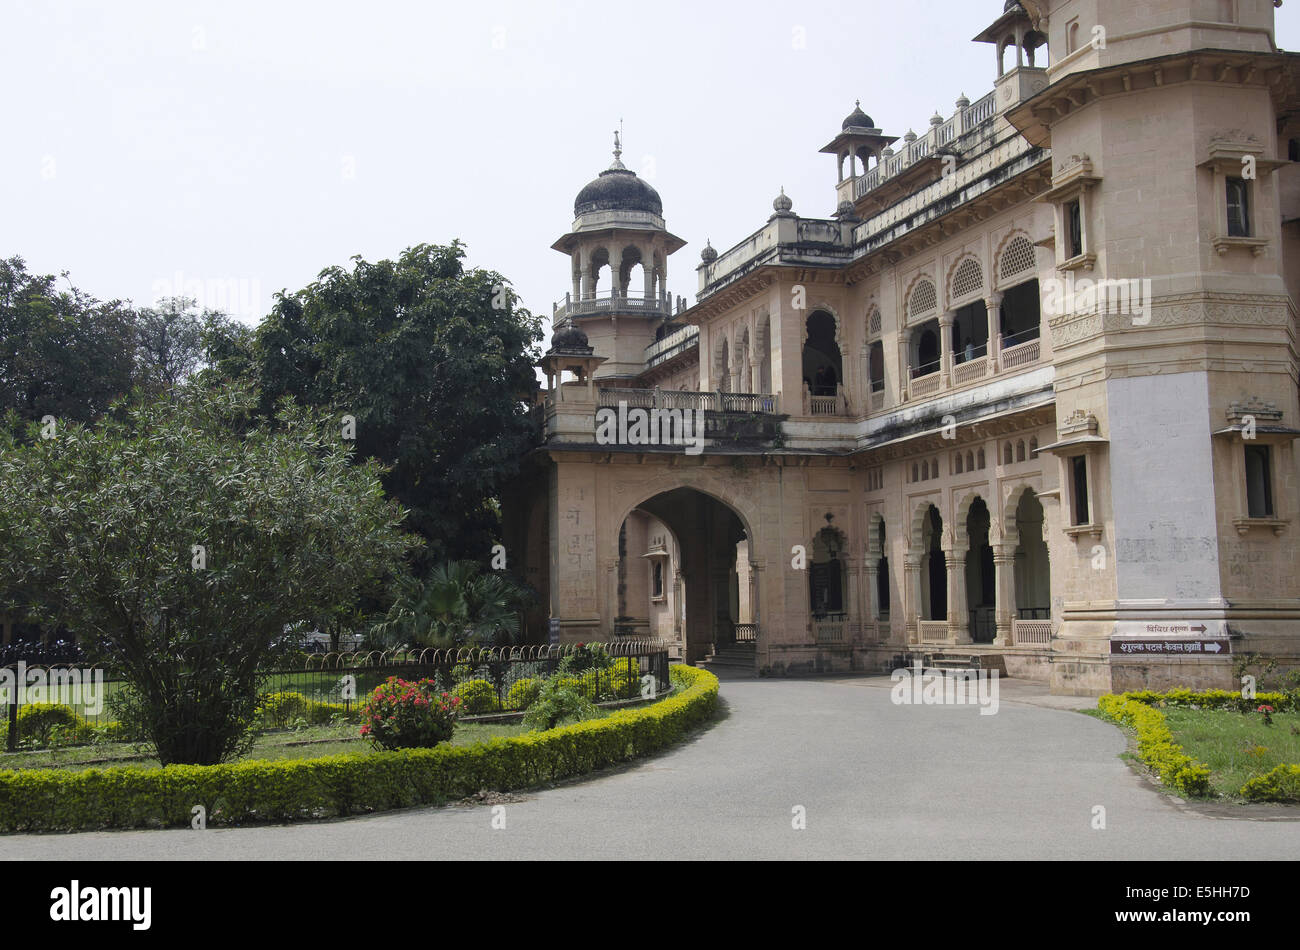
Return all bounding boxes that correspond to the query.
[256,692,312,729]
[558,643,612,675]
[0,666,718,831]
[1239,764,1300,802]
[523,678,597,731]
[452,679,500,714]
[505,677,540,710]
[360,677,460,751]
[14,703,89,746]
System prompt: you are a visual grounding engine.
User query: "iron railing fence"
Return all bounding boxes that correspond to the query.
[0,641,671,749]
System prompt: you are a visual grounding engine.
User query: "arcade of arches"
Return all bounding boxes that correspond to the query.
[503,451,1058,673]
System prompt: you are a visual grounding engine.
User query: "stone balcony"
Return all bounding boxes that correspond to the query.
[543,385,785,451]
[553,289,677,324]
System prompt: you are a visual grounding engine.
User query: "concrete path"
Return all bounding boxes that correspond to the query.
[3,674,1297,860]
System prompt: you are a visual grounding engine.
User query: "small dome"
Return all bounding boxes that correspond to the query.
[842,100,874,130]
[955,92,970,109]
[550,324,591,352]
[574,168,662,217]
[700,240,718,263]
[772,187,793,214]
[835,199,856,218]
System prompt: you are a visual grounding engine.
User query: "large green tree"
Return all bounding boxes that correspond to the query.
[0,381,417,765]
[0,256,138,425]
[251,242,543,566]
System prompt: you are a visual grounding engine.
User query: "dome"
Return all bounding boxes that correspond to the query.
[842,100,875,130]
[700,240,718,263]
[550,324,591,352]
[772,187,793,214]
[574,167,662,217]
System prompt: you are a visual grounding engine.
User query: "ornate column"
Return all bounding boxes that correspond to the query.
[610,248,624,299]
[579,247,592,300]
[673,569,685,640]
[571,253,581,302]
[990,520,1015,645]
[943,529,971,643]
[904,553,922,644]
[985,293,1004,369]
[864,558,880,639]
[899,328,913,401]
[939,310,956,385]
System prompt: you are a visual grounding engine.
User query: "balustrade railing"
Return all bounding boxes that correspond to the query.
[734,623,758,643]
[814,613,848,643]
[854,91,997,200]
[1000,337,1040,369]
[918,620,949,642]
[1013,619,1052,645]
[597,388,777,414]
[910,371,942,397]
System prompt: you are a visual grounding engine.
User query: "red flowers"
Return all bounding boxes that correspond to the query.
[359,676,460,750]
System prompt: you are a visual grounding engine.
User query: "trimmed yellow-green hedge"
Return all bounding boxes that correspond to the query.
[0,665,718,832]
[1239,764,1300,802]
[1097,694,1212,797]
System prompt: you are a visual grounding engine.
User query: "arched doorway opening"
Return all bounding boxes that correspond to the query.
[1014,489,1051,620]
[920,504,947,621]
[964,498,996,642]
[809,525,847,618]
[803,310,842,397]
[617,487,751,663]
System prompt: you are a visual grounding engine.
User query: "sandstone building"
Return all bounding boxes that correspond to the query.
[505,0,1300,694]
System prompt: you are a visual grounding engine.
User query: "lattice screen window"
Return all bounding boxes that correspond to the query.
[999,236,1036,283]
[868,308,882,336]
[951,258,983,301]
[908,280,937,319]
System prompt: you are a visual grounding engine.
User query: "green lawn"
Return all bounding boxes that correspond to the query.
[0,719,532,773]
[1162,707,1300,798]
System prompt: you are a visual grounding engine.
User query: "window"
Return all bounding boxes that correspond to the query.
[1066,200,1083,259]
[869,341,885,393]
[1226,177,1251,238]
[1071,455,1090,525]
[652,561,664,598]
[1245,445,1274,518]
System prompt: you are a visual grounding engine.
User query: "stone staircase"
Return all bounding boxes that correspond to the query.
[696,642,757,677]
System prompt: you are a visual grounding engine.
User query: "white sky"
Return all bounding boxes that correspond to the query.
[4,0,1299,337]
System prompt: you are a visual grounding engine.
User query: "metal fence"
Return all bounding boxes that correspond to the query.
[0,640,672,749]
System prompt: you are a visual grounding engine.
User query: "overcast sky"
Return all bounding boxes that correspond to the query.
[5,0,1299,338]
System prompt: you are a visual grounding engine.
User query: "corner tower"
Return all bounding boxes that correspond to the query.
[551,134,687,381]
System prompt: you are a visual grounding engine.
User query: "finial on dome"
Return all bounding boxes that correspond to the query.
[609,128,626,170]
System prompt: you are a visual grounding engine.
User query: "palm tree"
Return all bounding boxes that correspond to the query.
[370,560,528,649]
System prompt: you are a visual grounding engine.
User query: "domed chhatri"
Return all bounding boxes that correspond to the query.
[772,187,794,215]
[842,100,875,130]
[573,132,663,217]
[549,324,592,353]
[700,240,718,263]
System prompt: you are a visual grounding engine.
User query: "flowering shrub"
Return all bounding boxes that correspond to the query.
[360,677,459,750]
[1258,704,1275,726]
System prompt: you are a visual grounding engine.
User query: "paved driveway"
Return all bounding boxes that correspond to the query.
[3,675,1297,859]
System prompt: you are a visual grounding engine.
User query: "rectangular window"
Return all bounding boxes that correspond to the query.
[1245,445,1274,518]
[1066,200,1083,258]
[1071,455,1090,525]
[1226,177,1251,237]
